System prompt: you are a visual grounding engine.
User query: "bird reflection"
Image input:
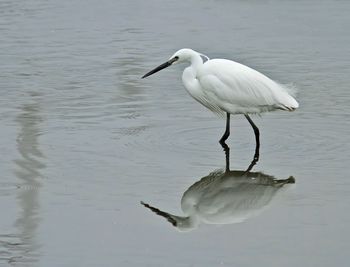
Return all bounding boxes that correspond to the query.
[142,145,295,231]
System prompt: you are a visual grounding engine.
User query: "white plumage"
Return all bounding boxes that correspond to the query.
[176,49,298,116]
[142,48,299,156]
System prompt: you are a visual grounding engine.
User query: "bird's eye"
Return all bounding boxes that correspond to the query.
[174,56,179,60]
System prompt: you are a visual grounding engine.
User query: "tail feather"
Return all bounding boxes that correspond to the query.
[278,104,298,112]
[277,83,299,111]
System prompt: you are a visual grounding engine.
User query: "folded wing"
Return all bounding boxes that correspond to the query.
[197,59,299,114]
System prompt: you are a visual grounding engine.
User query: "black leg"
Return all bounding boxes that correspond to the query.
[244,114,260,172]
[219,142,230,173]
[219,113,231,172]
[219,113,230,145]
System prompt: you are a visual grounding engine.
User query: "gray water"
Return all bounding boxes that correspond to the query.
[1,0,350,266]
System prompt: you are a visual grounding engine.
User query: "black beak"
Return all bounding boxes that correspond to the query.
[142,57,178,78]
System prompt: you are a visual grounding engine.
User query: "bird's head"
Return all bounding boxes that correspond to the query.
[170,48,196,64]
[142,48,198,78]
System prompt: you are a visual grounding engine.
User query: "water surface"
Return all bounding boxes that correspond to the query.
[1,0,350,266]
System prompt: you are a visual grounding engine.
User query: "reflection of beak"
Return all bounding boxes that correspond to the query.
[141,201,178,226]
[142,57,178,78]
[141,201,196,232]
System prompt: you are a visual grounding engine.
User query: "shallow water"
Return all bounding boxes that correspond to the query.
[1,0,350,266]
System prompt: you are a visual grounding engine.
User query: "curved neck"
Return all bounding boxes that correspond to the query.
[182,52,203,81]
[181,51,204,98]
[189,52,203,70]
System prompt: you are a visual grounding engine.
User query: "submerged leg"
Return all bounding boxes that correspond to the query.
[244,114,260,172]
[219,141,230,173]
[219,113,230,145]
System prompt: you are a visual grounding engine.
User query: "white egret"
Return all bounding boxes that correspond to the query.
[142,48,299,160]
